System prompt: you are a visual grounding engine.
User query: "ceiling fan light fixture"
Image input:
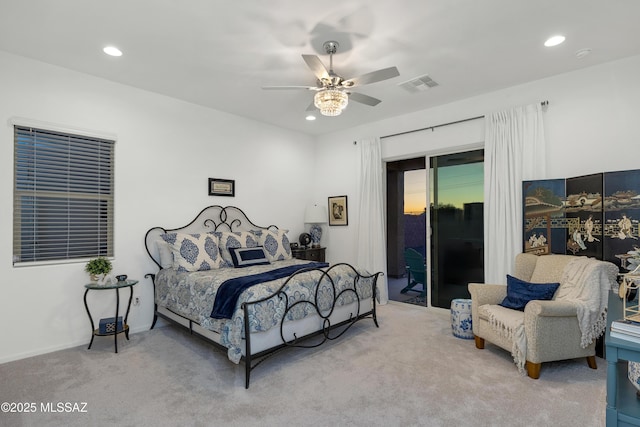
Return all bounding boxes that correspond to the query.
[314,89,348,117]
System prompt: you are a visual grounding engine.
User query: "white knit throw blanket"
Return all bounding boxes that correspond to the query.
[484,256,615,373]
[556,257,615,347]
[486,306,527,372]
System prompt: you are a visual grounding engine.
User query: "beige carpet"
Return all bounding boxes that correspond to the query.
[0,302,606,427]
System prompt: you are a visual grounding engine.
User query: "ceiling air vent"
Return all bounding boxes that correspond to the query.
[398,74,439,93]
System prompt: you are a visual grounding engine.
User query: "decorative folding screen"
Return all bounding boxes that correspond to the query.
[604,169,640,271]
[522,178,566,255]
[523,169,640,273]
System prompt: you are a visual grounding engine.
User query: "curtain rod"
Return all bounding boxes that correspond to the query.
[380,100,549,140]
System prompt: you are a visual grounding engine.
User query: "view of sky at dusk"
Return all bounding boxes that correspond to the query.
[404,163,484,214]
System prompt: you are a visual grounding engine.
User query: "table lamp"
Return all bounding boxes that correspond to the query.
[304,204,328,248]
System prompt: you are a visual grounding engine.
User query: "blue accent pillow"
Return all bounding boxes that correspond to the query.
[214,231,260,267]
[499,274,560,311]
[229,247,271,268]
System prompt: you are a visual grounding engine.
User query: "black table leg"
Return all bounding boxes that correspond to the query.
[83,289,95,350]
[124,286,134,340]
[114,288,120,353]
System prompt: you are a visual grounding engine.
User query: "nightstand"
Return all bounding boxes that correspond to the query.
[83,279,138,353]
[292,247,326,262]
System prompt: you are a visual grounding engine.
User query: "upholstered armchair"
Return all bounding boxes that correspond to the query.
[468,253,618,379]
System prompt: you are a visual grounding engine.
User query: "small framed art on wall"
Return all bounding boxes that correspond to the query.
[328,195,348,226]
[208,178,235,197]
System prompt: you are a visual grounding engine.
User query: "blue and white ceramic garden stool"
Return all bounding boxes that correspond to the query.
[451,298,474,339]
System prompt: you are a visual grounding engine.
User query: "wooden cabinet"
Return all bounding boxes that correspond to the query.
[605,291,640,426]
[292,247,326,262]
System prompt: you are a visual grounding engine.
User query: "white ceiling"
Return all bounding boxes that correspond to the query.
[2,1,640,136]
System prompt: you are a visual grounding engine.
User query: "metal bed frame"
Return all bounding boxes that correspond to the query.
[144,205,380,388]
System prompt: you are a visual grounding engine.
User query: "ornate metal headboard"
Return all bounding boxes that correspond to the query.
[144,205,276,269]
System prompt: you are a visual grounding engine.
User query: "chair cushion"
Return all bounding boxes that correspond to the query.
[499,275,560,311]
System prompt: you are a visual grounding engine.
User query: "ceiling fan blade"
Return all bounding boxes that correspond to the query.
[348,91,382,106]
[342,66,400,87]
[302,54,330,81]
[262,85,320,91]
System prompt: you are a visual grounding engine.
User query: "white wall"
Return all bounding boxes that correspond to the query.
[0,51,315,363]
[314,54,640,264]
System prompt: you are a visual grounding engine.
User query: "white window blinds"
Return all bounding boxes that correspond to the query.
[13,125,115,265]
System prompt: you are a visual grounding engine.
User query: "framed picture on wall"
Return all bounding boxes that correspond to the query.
[208,178,235,197]
[328,195,348,226]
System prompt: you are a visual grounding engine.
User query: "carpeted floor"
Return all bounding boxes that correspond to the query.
[403,295,427,306]
[0,302,607,427]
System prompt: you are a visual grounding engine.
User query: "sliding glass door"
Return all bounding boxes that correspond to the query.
[430,150,485,308]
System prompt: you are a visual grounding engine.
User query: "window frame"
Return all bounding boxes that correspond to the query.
[12,119,116,267]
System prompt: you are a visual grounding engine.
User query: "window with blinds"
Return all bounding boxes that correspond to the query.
[13,125,114,265]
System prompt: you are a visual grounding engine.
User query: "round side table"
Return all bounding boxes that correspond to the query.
[83,279,138,353]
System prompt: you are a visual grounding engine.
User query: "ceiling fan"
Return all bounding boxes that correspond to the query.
[262,41,400,116]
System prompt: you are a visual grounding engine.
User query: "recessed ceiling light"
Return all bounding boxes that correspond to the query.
[544,35,566,47]
[305,115,316,121]
[103,46,123,57]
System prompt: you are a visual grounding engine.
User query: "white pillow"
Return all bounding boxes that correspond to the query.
[160,232,223,272]
[155,239,174,269]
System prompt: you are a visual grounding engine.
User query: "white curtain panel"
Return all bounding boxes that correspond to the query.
[484,103,546,284]
[356,137,389,304]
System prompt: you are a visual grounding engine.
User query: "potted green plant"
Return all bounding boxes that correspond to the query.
[85,257,113,284]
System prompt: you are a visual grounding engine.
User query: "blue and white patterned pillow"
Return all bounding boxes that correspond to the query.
[214,231,260,267]
[251,229,292,262]
[160,232,223,272]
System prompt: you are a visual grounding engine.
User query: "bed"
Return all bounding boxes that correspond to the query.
[144,205,381,388]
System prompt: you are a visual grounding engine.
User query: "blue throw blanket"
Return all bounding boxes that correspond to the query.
[210,262,329,319]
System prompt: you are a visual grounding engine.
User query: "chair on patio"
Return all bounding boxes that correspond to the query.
[402,248,426,297]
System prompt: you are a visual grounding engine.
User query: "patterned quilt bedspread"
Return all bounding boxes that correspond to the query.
[154,259,375,363]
